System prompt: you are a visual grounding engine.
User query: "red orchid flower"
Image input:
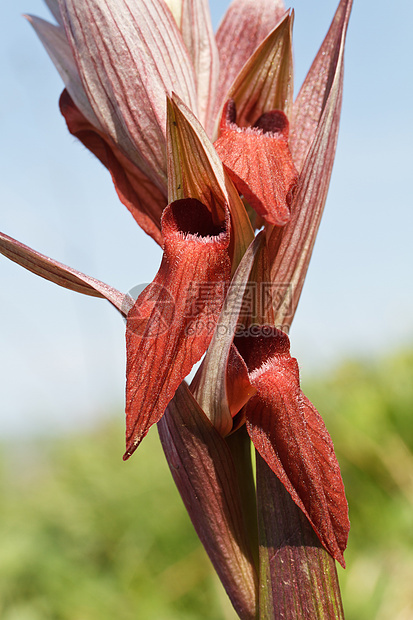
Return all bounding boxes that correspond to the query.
[27,0,287,243]
[124,0,352,573]
[1,0,353,617]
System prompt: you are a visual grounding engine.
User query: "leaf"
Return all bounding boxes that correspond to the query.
[158,383,258,620]
[290,0,353,172]
[267,0,353,328]
[166,94,254,269]
[0,231,132,316]
[44,0,64,25]
[256,454,345,618]
[191,233,263,436]
[215,0,286,122]
[59,0,198,191]
[124,198,231,459]
[60,90,166,245]
[228,10,294,124]
[167,96,226,223]
[180,0,219,136]
[26,15,100,127]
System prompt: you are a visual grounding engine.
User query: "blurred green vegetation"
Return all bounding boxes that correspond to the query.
[305,349,413,620]
[0,426,236,620]
[1,348,413,619]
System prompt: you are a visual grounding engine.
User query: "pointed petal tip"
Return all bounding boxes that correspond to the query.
[23,13,45,27]
[122,446,135,461]
[123,432,145,460]
[24,12,51,27]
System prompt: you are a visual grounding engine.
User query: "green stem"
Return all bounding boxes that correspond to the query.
[256,453,345,619]
[226,426,259,574]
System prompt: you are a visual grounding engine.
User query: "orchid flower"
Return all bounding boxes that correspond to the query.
[1,0,353,617]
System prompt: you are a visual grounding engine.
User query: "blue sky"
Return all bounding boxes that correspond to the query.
[1,0,412,436]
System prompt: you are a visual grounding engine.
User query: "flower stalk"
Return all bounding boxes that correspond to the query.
[257,455,345,619]
[0,0,354,617]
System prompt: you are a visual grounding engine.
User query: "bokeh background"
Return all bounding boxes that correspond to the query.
[1,1,412,618]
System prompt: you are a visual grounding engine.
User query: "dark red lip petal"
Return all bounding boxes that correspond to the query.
[230,328,349,566]
[60,89,166,245]
[215,105,298,228]
[124,199,231,459]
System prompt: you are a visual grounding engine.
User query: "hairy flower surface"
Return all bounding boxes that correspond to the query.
[1,0,353,592]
